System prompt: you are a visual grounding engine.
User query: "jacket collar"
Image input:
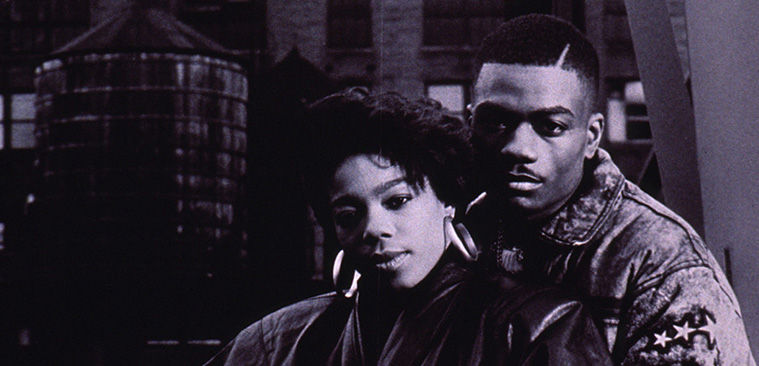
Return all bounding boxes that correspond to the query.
[356,249,473,305]
[538,149,625,246]
[470,148,625,247]
[351,252,474,364]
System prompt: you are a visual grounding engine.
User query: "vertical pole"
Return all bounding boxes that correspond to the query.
[2,94,10,150]
[373,0,424,98]
[623,0,704,235]
[686,0,759,356]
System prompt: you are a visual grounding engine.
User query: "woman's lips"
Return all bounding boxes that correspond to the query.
[372,251,410,271]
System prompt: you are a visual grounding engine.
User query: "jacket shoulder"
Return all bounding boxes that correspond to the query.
[603,180,726,288]
[206,293,343,366]
[246,292,342,341]
[620,180,699,241]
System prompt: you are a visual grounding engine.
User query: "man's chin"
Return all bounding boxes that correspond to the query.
[504,196,540,211]
[487,191,546,218]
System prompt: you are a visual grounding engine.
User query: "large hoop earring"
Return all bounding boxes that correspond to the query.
[444,216,478,262]
[332,250,361,298]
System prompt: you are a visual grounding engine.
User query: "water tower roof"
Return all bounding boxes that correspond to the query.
[51,2,230,57]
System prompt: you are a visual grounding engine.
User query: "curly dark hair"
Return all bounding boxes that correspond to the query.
[303,88,473,228]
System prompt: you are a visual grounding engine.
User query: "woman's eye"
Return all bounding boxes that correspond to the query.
[384,196,411,210]
[334,210,360,228]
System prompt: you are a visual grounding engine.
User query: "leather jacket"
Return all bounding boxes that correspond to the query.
[205,255,612,365]
[466,149,756,365]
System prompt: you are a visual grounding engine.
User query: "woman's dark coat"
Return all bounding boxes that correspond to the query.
[205,261,611,366]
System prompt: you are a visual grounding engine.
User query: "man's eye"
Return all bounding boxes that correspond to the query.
[474,108,521,132]
[476,116,514,132]
[477,116,502,129]
[384,196,411,210]
[536,119,567,136]
[334,210,360,228]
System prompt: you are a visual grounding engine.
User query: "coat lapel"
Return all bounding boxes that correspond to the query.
[378,264,470,365]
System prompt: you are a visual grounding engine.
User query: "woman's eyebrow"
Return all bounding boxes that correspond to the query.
[329,178,406,208]
[371,178,406,196]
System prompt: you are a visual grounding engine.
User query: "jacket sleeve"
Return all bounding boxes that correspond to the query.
[203,320,268,366]
[619,265,756,366]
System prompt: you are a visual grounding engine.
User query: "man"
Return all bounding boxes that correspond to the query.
[465,14,755,365]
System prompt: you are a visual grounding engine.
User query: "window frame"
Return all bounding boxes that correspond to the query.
[422,0,553,47]
[425,81,471,121]
[1,92,38,150]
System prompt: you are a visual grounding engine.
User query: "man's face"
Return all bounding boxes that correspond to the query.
[471,63,602,221]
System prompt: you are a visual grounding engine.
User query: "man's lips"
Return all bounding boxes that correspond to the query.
[505,172,542,191]
[371,251,410,271]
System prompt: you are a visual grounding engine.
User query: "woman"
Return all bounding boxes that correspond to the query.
[205,89,611,365]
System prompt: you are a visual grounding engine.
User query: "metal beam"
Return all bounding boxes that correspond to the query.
[685,0,759,356]
[624,0,704,235]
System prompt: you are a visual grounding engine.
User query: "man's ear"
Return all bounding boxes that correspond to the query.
[585,112,604,159]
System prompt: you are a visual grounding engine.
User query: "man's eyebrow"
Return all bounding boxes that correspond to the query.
[529,106,574,118]
[472,101,503,111]
[474,103,574,118]
[472,102,518,116]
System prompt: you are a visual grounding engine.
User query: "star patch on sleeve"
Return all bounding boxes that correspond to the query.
[647,308,716,352]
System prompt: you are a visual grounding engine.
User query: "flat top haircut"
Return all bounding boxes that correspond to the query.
[475,14,600,101]
[303,88,473,228]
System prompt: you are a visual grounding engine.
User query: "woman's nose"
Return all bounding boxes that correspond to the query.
[363,208,394,241]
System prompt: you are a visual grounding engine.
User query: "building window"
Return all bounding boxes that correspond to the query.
[1,93,38,150]
[426,83,467,120]
[624,81,650,140]
[605,81,650,142]
[328,0,372,48]
[1,0,90,54]
[423,0,551,46]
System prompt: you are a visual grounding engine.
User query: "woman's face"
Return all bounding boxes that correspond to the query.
[329,154,451,290]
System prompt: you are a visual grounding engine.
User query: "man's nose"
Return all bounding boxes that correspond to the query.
[500,121,538,162]
[363,207,394,242]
